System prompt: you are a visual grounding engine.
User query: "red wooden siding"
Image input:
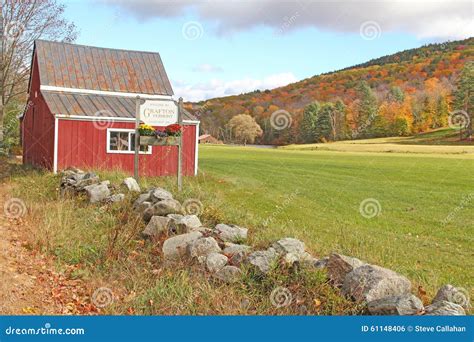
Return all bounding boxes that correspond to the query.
[57,120,197,177]
[22,55,55,169]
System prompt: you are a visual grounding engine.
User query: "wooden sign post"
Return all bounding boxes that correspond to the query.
[134,96,183,191]
[177,97,183,191]
[134,96,141,181]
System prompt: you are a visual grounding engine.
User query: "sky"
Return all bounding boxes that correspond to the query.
[62,0,473,102]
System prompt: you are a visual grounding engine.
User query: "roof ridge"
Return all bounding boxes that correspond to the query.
[35,39,163,56]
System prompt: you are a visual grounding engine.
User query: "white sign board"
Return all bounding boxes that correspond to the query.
[140,100,178,126]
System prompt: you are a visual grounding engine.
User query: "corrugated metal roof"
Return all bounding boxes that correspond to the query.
[42,91,197,122]
[35,40,174,96]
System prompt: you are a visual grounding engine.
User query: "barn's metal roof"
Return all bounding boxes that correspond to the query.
[42,91,198,122]
[35,40,174,96]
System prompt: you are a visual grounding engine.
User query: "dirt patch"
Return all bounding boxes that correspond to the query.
[0,174,96,315]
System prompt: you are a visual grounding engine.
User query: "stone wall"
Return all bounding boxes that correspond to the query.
[59,168,469,316]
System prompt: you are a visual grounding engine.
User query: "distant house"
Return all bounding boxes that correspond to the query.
[21,40,200,176]
[198,134,221,144]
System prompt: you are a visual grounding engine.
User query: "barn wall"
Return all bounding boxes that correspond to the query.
[22,55,55,170]
[57,120,197,177]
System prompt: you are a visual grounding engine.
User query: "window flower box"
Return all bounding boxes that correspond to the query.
[139,136,179,146]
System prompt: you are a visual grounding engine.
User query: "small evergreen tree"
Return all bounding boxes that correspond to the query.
[299,102,320,143]
[315,103,333,141]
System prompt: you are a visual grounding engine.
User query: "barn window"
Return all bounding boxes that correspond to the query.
[106,128,151,154]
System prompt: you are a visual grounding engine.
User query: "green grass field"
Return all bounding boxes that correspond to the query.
[281,128,474,154]
[196,144,473,293]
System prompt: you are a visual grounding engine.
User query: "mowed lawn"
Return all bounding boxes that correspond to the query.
[196,145,473,294]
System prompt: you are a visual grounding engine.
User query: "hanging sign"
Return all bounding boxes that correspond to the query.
[140,100,178,126]
[134,97,184,191]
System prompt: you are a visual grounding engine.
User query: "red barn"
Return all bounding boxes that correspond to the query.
[21,40,200,177]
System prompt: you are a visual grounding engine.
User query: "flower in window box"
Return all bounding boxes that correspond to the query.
[154,130,168,138]
[138,123,155,136]
[165,124,182,137]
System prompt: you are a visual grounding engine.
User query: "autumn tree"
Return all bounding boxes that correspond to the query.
[354,81,378,137]
[453,61,473,139]
[1,0,77,145]
[331,99,348,140]
[299,101,319,143]
[388,86,405,103]
[227,114,263,145]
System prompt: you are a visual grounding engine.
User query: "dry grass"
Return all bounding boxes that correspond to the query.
[6,165,362,315]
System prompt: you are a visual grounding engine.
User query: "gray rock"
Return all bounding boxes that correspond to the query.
[283,252,300,266]
[215,223,248,243]
[247,248,279,274]
[327,253,366,286]
[432,284,470,309]
[314,257,329,269]
[106,193,125,203]
[168,214,202,235]
[153,199,182,216]
[138,201,152,212]
[123,177,141,192]
[143,199,182,222]
[342,264,411,303]
[84,183,110,203]
[222,243,251,255]
[150,188,173,202]
[192,227,214,235]
[143,216,171,238]
[100,180,110,187]
[162,231,202,261]
[214,265,242,283]
[133,193,151,209]
[75,174,100,190]
[367,295,424,315]
[187,237,221,259]
[272,238,305,256]
[230,251,248,267]
[425,301,465,316]
[223,243,251,266]
[206,253,228,273]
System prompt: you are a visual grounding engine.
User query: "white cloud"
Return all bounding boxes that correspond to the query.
[192,63,224,72]
[102,0,473,40]
[172,72,298,102]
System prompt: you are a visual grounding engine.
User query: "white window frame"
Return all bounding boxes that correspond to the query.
[106,128,152,155]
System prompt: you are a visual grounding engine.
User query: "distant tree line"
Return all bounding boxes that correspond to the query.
[197,55,473,145]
